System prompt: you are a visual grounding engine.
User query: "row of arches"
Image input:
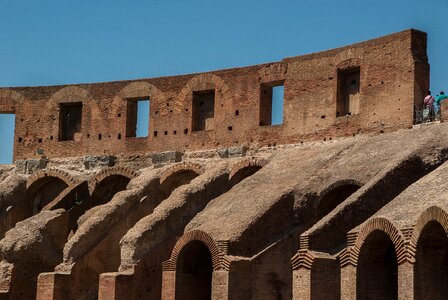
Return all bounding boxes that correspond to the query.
[164,211,448,300]
[345,207,448,300]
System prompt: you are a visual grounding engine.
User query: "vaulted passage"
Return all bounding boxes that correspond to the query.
[357,230,398,300]
[414,221,448,300]
[175,241,213,300]
[27,177,69,215]
[316,183,360,220]
[160,170,200,197]
[229,165,263,186]
[90,175,131,206]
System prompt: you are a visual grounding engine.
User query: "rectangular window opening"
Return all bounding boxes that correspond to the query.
[126,98,149,138]
[59,103,82,141]
[0,113,15,164]
[192,90,215,131]
[260,83,284,126]
[337,68,360,117]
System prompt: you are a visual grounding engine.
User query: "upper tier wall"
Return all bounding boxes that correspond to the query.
[0,29,429,160]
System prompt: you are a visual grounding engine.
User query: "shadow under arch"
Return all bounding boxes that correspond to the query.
[314,179,362,220]
[413,207,448,300]
[175,240,213,300]
[26,169,78,215]
[159,163,204,197]
[352,218,404,300]
[228,158,267,186]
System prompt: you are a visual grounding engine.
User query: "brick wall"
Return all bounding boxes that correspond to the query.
[0,29,429,161]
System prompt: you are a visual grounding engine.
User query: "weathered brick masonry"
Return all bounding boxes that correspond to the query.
[2,29,448,300]
[0,29,428,161]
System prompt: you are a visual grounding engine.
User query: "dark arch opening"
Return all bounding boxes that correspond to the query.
[27,177,69,215]
[316,183,360,220]
[229,165,262,186]
[415,221,448,300]
[357,230,398,300]
[90,174,131,206]
[160,170,199,198]
[68,174,131,233]
[175,240,213,300]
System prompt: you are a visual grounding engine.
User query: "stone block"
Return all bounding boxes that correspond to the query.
[152,151,183,164]
[228,146,247,158]
[84,156,116,170]
[15,159,49,174]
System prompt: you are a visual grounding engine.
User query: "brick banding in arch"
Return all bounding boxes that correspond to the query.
[113,81,167,117]
[408,206,448,261]
[257,63,288,83]
[291,249,316,270]
[162,230,230,272]
[0,89,26,113]
[45,86,102,136]
[175,73,232,114]
[228,157,267,181]
[88,166,137,195]
[159,162,204,186]
[26,168,79,191]
[340,217,407,267]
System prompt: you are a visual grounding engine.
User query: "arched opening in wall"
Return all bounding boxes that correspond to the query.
[357,230,398,300]
[229,165,263,186]
[175,240,213,300]
[315,183,360,220]
[27,177,69,215]
[414,221,448,300]
[160,170,200,198]
[90,175,131,206]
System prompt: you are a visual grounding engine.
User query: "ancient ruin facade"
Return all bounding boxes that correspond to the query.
[0,29,446,300]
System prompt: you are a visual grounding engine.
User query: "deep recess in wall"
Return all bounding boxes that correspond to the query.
[192,90,215,131]
[337,68,360,117]
[59,103,82,141]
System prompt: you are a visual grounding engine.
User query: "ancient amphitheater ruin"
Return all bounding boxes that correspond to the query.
[0,29,446,299]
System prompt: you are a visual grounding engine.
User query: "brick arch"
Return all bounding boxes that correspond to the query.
[174,73,232,114]
[26,168,79,190]
[159,163,204,186]
[334,48,365,69]
[257,63,288,83]
[409,206,448,260]
[162,230,229,271]
[113,81,167,117]
[45,86,102,136]
[0,89,26,112]
[342,217,407,266]
[88,166,137,194]
[228,157,267,181]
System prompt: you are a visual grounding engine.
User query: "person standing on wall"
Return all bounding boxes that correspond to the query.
[436,91,448,117]
[423,91,435,120]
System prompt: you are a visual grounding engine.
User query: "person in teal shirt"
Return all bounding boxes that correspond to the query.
[436,91,448,106]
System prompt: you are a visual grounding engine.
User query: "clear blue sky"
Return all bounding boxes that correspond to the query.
[0,0,447,164]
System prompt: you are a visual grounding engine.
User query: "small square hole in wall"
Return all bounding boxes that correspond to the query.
[192,90,215,131]
[154,131,158,137]
[259,82,284,126]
